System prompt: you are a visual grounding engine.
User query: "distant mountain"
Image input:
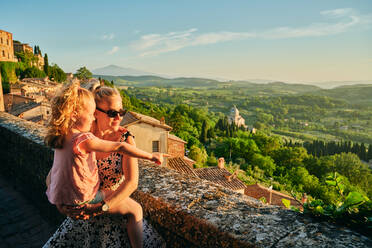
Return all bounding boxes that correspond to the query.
[92,65,162,77]
[304,80,372,89]
[96,75,221,88]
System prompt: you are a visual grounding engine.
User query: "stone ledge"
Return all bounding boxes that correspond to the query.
[0,111,371,247]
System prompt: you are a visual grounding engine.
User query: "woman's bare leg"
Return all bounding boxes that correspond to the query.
[109,197,143,248]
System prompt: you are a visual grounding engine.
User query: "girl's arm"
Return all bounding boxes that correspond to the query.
[80,136,163,164]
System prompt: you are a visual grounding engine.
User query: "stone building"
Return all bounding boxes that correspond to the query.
[228,105,246,128]
[9,101,51,124]
[0,29,17,62]
[121,111,194,167]
[13,42,33,54]
[244,183,301,208]
[193,158,246,194]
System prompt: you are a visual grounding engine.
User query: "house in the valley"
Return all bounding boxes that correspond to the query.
[244,183,302,208]
[121,111,195,167]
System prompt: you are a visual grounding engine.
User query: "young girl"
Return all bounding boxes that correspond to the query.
[45,81,164,248]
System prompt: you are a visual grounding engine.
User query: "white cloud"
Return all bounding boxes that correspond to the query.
[102,33,115,40]
[321,8,353,18]
[131,8,370,57]
[107,46,119,55]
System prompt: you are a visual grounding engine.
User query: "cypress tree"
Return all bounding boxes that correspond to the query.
[360,143,367,161]
[43,53,49,75]
[367,144,372,161]
[200,120,208,144]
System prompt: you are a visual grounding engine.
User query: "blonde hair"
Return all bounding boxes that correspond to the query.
[86,82,120,106]
[45,81,94,148]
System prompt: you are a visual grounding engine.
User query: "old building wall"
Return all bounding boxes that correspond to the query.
[125,122,168,165]
[0,30,16,62]
[167,137,185,157]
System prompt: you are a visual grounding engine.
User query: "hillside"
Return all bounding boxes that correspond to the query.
[312,84,372,104]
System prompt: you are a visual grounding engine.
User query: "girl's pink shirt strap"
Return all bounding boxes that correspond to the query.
[46,132,100,205]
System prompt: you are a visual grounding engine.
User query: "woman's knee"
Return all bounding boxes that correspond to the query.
[130,201,143,220]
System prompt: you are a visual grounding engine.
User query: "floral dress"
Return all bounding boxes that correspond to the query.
[43,132,166,248]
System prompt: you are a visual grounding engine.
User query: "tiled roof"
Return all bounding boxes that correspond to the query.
[245,184,295,200]
[121,111,172,130]
[28,115,43,123]
[194,167,246,191]
[168,134,187,143]
[10,102,41,116]
[167,157,197,177]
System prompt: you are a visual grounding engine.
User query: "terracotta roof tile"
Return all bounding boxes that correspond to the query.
[245,184,296,200]
[167,157,197,177]
[194,167,246,191]
[10,102,41,116]
[121,111,172,130]
[168,134,187,143]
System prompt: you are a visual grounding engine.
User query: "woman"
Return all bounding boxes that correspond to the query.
[43,83,165,248]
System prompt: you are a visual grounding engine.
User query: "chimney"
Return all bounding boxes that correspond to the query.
[301,193,307,204]
[217,157,225,169]
[160,116,165,125]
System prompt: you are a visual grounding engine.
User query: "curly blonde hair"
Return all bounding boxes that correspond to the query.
[45,81,94,148]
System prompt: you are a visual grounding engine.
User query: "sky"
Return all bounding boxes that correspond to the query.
[1,0,372,83]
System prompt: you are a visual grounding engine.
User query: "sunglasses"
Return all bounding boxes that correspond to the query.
[96,107,126,118]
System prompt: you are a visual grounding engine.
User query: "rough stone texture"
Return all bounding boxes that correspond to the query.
[0,111,371,248]
[0,175,56,248]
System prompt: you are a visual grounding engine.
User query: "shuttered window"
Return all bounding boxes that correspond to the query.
[152,141,160,152]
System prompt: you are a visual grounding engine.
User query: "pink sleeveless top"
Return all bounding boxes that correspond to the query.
[46,132,99,205]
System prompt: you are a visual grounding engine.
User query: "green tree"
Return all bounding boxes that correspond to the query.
[189,145,208,167]
[74,66,92,80]
[21,66,46,78]
[250,153,276,176]
[200,120,208,144]
[48,64,66,82]
[43,53,49,75]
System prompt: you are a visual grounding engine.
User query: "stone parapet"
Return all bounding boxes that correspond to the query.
[0,111,370,247]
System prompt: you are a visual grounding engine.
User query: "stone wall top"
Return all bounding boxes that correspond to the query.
[0,111,371,247]
[0,111,46,145]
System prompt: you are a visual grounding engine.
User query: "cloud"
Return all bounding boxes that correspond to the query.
[107,46,119,55]
[132,8,371,57]
[102,33,115,40]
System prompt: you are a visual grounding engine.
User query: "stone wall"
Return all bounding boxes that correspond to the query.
[167,137,185,157]
[0,111,371,247]
[0,30,16,62]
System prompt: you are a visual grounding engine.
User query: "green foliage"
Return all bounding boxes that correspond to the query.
[0,62,18,83]
[282,198,291,209]
[43,53,49,75]
[21,66,46,78]
[189,145,208,167]
[304,172,372,236]
[48,64,66,82]
[15,51,38,66]
[74,66,92,80]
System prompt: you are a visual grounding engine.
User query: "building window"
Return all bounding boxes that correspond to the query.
[0,37,2,44]
[6,39,9,45]
[2,50,5,57]
[152,141,160,152]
